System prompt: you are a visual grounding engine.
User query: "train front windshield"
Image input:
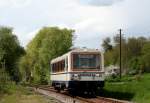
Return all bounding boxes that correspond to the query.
[73,54,100,69]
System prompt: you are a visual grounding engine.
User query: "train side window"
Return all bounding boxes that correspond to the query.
[65,57,68,71]
[54,63,56,72]
[52,60,66,73]
[51,64,53,73]
[60,61,63,72]
[58,62,60,72]
[59,62,60,72]
[56,62,58,72]
[62,60,65,71]
[53,64,54,73]
[59,62,61,72]
[60,61,62,72]
[56,63,57,72]
[57,62,59,72]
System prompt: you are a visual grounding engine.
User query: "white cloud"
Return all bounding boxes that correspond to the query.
[13,28,39,46]
[76,0,124,6]
[0,0,31,8]
[23,29,39,46]
[0,0,150,49]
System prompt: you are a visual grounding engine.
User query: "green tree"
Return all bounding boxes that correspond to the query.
[103,34,127,68]
[102,34,149,74]
[140,42,150,72]
[19,27,74,84]
[102,37,112,52]
[126,37,147,72]
[0,26,25,82]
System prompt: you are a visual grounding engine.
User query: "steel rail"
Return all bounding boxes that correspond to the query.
[32,85,131,103]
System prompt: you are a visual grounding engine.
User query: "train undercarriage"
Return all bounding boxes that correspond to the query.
[52,81,104,95]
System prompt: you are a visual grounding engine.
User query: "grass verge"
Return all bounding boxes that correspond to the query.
[0,85,61,103]
[101,73,150,103]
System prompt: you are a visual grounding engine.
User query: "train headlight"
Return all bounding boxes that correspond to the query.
[95,74,100,77]
[74,74,78,77]
[71,74,74,80]
[71,74,80,80]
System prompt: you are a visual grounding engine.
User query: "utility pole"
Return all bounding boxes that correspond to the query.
[119,29,122,79]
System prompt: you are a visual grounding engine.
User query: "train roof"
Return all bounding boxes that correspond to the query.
[51,48,101,63]
[70,48,101,53]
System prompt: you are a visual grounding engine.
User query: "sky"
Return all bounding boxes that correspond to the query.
[0,0,150,49]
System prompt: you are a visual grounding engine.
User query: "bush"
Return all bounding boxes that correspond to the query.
[106,76,121,82]
[106,75,134,82]
[128,69,138,75]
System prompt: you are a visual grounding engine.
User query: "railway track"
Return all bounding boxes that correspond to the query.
[32,85,131,103]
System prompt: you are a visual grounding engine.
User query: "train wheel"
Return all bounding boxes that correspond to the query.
[68,88,77,96]
[54,86,61,92]
[97,87,103,96]
[57,88,61,92]
[91,90,96,97]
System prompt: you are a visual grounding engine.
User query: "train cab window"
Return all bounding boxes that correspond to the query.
[73,54,100,69]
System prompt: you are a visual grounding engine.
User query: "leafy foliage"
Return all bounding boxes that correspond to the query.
[102,37,112,52]
[140,42,150,72]
[19,27,74,84]
[0,26,25,82]
[102,35,150,74]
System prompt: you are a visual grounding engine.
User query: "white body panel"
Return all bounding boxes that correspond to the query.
[51,72,105,81]
[51,73,68,81]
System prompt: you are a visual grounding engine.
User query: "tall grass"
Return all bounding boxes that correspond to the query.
[0,69,16,94]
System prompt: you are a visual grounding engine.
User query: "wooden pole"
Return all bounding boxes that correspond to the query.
[119,29,122,79]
